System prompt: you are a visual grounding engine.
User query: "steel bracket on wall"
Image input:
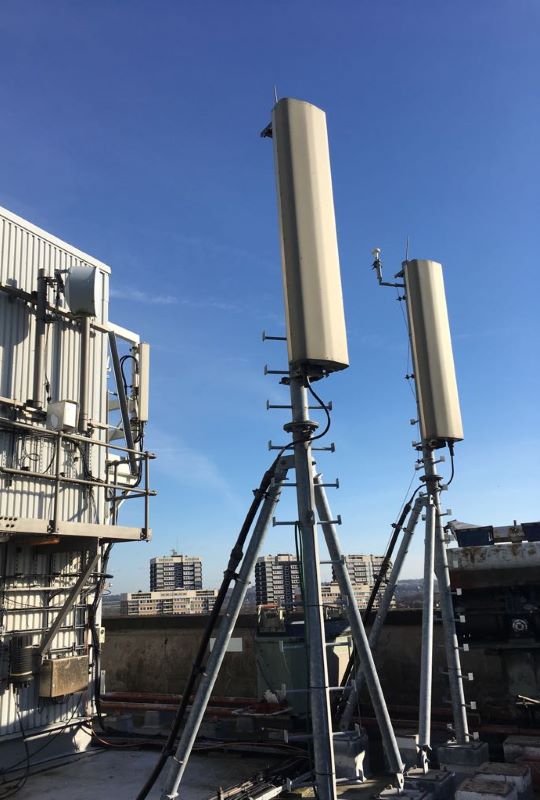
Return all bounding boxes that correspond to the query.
[39,542,100,657]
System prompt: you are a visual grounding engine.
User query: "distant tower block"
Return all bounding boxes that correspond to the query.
[271,98,349,378]
[404,259,463,446]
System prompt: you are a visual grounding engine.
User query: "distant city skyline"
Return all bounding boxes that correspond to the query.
[122,549,395,616]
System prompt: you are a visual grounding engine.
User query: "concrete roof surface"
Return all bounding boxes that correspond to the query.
[5,748,280,800]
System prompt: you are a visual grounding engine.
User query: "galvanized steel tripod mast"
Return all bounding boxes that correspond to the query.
[158,97,407,800]
[262,98,404,800]
[372,251,470,767]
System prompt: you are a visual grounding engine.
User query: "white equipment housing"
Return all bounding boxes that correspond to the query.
[271,98,349,377]
[65,264,101,317]
[136,341,150,423]
[46,399,78,431]
[404,259,463,446]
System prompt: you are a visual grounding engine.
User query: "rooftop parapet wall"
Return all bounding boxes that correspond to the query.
[102,610,516,722]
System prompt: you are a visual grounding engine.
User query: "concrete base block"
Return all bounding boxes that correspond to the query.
[475,763,533,800]
[378,787,430,800]
[394,730,419,769]
[503,736,540,764]
[456,777,517,800]
[142,709,160,730]
[234,716,255,735]
[514,757,540,793]
[405,767,455,800]
[215,718,250,739]
[114,714,134,733]
[438,741,490,779]
[333,729,368,782]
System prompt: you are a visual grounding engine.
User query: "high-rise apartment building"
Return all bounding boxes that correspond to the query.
[150,554,203,591]
[255,554,301,609]
[335,554,387,586]
[321,553,394,612]
[255,552,392,612]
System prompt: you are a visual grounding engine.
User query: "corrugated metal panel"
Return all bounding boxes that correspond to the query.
[0,208,110,743]
[0,541,96,736]
[0,207,109,525]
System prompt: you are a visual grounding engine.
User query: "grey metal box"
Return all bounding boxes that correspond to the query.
[39,656,89,698]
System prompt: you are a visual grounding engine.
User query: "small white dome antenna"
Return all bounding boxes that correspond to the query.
[371,247,383,283]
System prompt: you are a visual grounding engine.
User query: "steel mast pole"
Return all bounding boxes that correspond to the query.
[417,477,437,766]
[287,375,336,800]
[423,447,469,744]
[398,256,469,760]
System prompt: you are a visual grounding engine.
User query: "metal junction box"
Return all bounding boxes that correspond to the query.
[39,655,89,698]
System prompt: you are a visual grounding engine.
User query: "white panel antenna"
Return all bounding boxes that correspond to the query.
[271,98,349,378]
[135,342,150,423]
[404,259,463,446]
[371,250,470,761]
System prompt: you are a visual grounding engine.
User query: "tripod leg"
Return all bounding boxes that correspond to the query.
[338,494,425,731]
[418,497,436,767]
[314,477,404,788]
[434,511,469,743]
[160,463,289,800]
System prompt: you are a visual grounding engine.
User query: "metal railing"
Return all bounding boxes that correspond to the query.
[0,414,156,537]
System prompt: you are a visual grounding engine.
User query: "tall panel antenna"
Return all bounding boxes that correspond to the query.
[370,249,471,769]
[271,98,349,378]
[159,103,406,800]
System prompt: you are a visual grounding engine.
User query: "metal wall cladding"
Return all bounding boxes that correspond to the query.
[0,206,110,526]
[0,207,110,739]
[1,541,96,736]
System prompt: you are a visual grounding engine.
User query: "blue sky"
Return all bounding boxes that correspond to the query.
[1,1,538,592]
